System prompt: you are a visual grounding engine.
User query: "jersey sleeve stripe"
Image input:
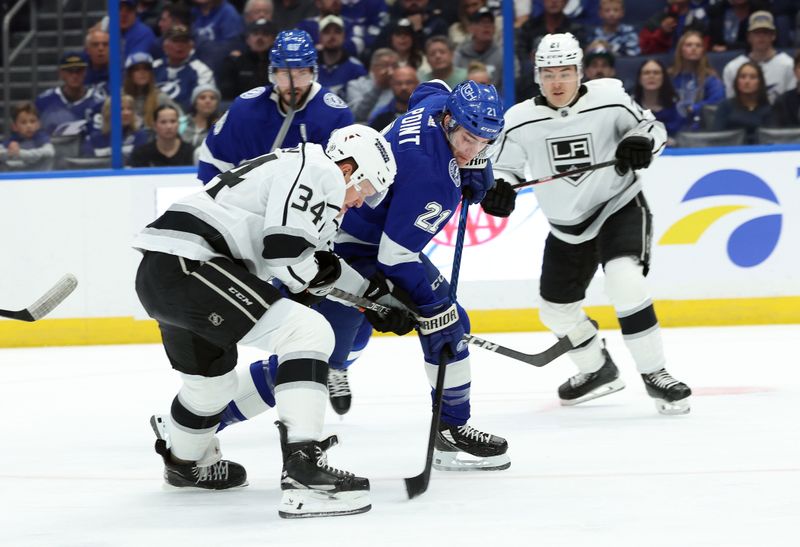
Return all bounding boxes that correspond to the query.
[282,144,308,226]
[578,104,644,123]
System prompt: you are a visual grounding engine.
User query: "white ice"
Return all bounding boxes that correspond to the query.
[1,325,798,547]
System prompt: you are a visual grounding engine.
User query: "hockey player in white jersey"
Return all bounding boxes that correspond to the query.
[487,33,692,415]
[133,124,397,518]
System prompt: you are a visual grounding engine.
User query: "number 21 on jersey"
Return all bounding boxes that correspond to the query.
[415,202,451,234]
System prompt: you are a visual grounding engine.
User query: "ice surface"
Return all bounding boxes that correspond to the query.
[1,326,798,547]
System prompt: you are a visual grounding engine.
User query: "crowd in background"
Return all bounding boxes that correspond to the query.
[2,0,800,172]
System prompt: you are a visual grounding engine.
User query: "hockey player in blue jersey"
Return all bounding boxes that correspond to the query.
[217,80,513,472]
[197,29,355,184]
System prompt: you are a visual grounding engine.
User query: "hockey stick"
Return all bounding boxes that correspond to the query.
[327,288,595,367]
[269,47,299,153]
[0,274,78,322]
[511,159,617,190]
[404,197,470,500]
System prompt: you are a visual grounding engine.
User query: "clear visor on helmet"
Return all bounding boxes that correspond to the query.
[345,178,387,209]
[273,67,315,87]
[447,124,492,165]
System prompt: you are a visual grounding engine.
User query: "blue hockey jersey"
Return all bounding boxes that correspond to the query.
[34,87,104,135]
[335,81,462,307]
[197,82,354,183]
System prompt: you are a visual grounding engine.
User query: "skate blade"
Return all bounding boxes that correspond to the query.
[560,379,626,406]
[150,414,169,442]
[653,397,691,415]
[433,449,511,472]
[161,479,249,491]
[278,489,371,519]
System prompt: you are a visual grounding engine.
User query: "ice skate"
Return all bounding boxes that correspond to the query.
[433,422,510,471]
[275,421,370,518]
[328,368,352,415]
[558,345,625,406]
[641,369,692,415]
[150,415,247,490]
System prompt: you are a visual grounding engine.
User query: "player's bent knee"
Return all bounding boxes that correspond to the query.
[179,369,239,412]
[539,299,585,335]
[604,257,649,310]
[277,304,335,361]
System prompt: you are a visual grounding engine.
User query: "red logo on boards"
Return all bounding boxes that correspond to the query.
[432,205,508,247]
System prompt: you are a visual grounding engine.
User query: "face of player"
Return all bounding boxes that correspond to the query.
[446,118,491,167]
[680,34,704,63]
[540,65,580,108]
[736,65,761,95]
[274,68,314,105]
[195,90,219,116]
[639,60,664,91]
[155,108,179,140]
[341,177,378,216]
[12,111,40,139]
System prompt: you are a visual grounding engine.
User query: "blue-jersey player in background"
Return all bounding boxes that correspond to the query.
[197,29,354,184]
[214,79,515,472]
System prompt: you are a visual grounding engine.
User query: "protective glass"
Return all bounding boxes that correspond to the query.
[449,126,491,161]
[273,68,315,87]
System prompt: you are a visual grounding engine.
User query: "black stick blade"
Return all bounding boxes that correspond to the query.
[405,472,430,499]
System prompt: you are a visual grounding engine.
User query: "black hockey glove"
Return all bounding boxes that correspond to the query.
[361,272,417,336]
[615,135,654,175]
[289,251,341,307]
[480,179,517,218]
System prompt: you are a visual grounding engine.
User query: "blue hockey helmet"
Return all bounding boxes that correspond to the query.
[444,81,504,142]
[268,29,318,83]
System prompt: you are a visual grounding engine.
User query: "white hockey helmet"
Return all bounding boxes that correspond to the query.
[534,33,583,84]
[325,124,397,208]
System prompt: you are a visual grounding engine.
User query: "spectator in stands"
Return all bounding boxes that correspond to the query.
[153,25,217,112]
[583,40,615,80]
[466,59,492,84]
[272,0,317,31]
[453,7,505,91]
[244,0,274,23]
[0,102,54,172]
[590,0,639,56]
[528,0,601,27]
[219,18,276,100]
[130,105,195,167]
[722,11,797,104]
[377,0,449,53]
[516,0,587,68]
[84,28,110,97]
[316,15,368,98]
[713,61,771,143]
[137,0,162,31]
[368,64,419,130]
[341,0,390,52]
[346,48,399,122]
[419,35,467,89]
[120,0,158,58]
[669,30,725,130]
[153,3,192,59]
[388,19,427,70]
[449,0,503,47]
[771,51,800,127]
[124,52,182,130]
[298,0,363,57]
[35,53,105,135]
[191,0,246,73]
[634,58,684,142]
[180,84,222,148]
[639,0,710,55]
[80,95,150,161]
[708,0,765,52]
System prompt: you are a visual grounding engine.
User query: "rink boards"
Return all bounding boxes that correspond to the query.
[0,145,798,347]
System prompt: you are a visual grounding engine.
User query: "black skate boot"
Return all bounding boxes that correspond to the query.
[558,344,626,406]
[328,368,352,415]
[641,369,692,415]
[150,415,247,490]
[434,422,510,471]
[275,421,370,518]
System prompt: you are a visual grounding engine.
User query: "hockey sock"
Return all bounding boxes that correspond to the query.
[218,356,279,431]
[540,300,605,373]
[274,357,329,443]
[425,356,472,425]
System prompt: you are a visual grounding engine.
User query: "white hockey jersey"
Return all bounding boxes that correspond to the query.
[133,143,347,293]
[492,78,667,244]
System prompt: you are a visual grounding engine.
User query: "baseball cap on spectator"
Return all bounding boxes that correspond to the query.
[748,11,775,32]
[59,52,88,69]
[391,18,415,36]
[191,83,221,105]
[120,0,136,7]
[164,24,192,41]
[584,43,615,67]
[469,7,495,23]
[247,18,277,35]
[125,52,154,69]
[319,14,345,31]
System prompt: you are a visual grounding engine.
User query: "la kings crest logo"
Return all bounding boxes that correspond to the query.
[546,133,595,187]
